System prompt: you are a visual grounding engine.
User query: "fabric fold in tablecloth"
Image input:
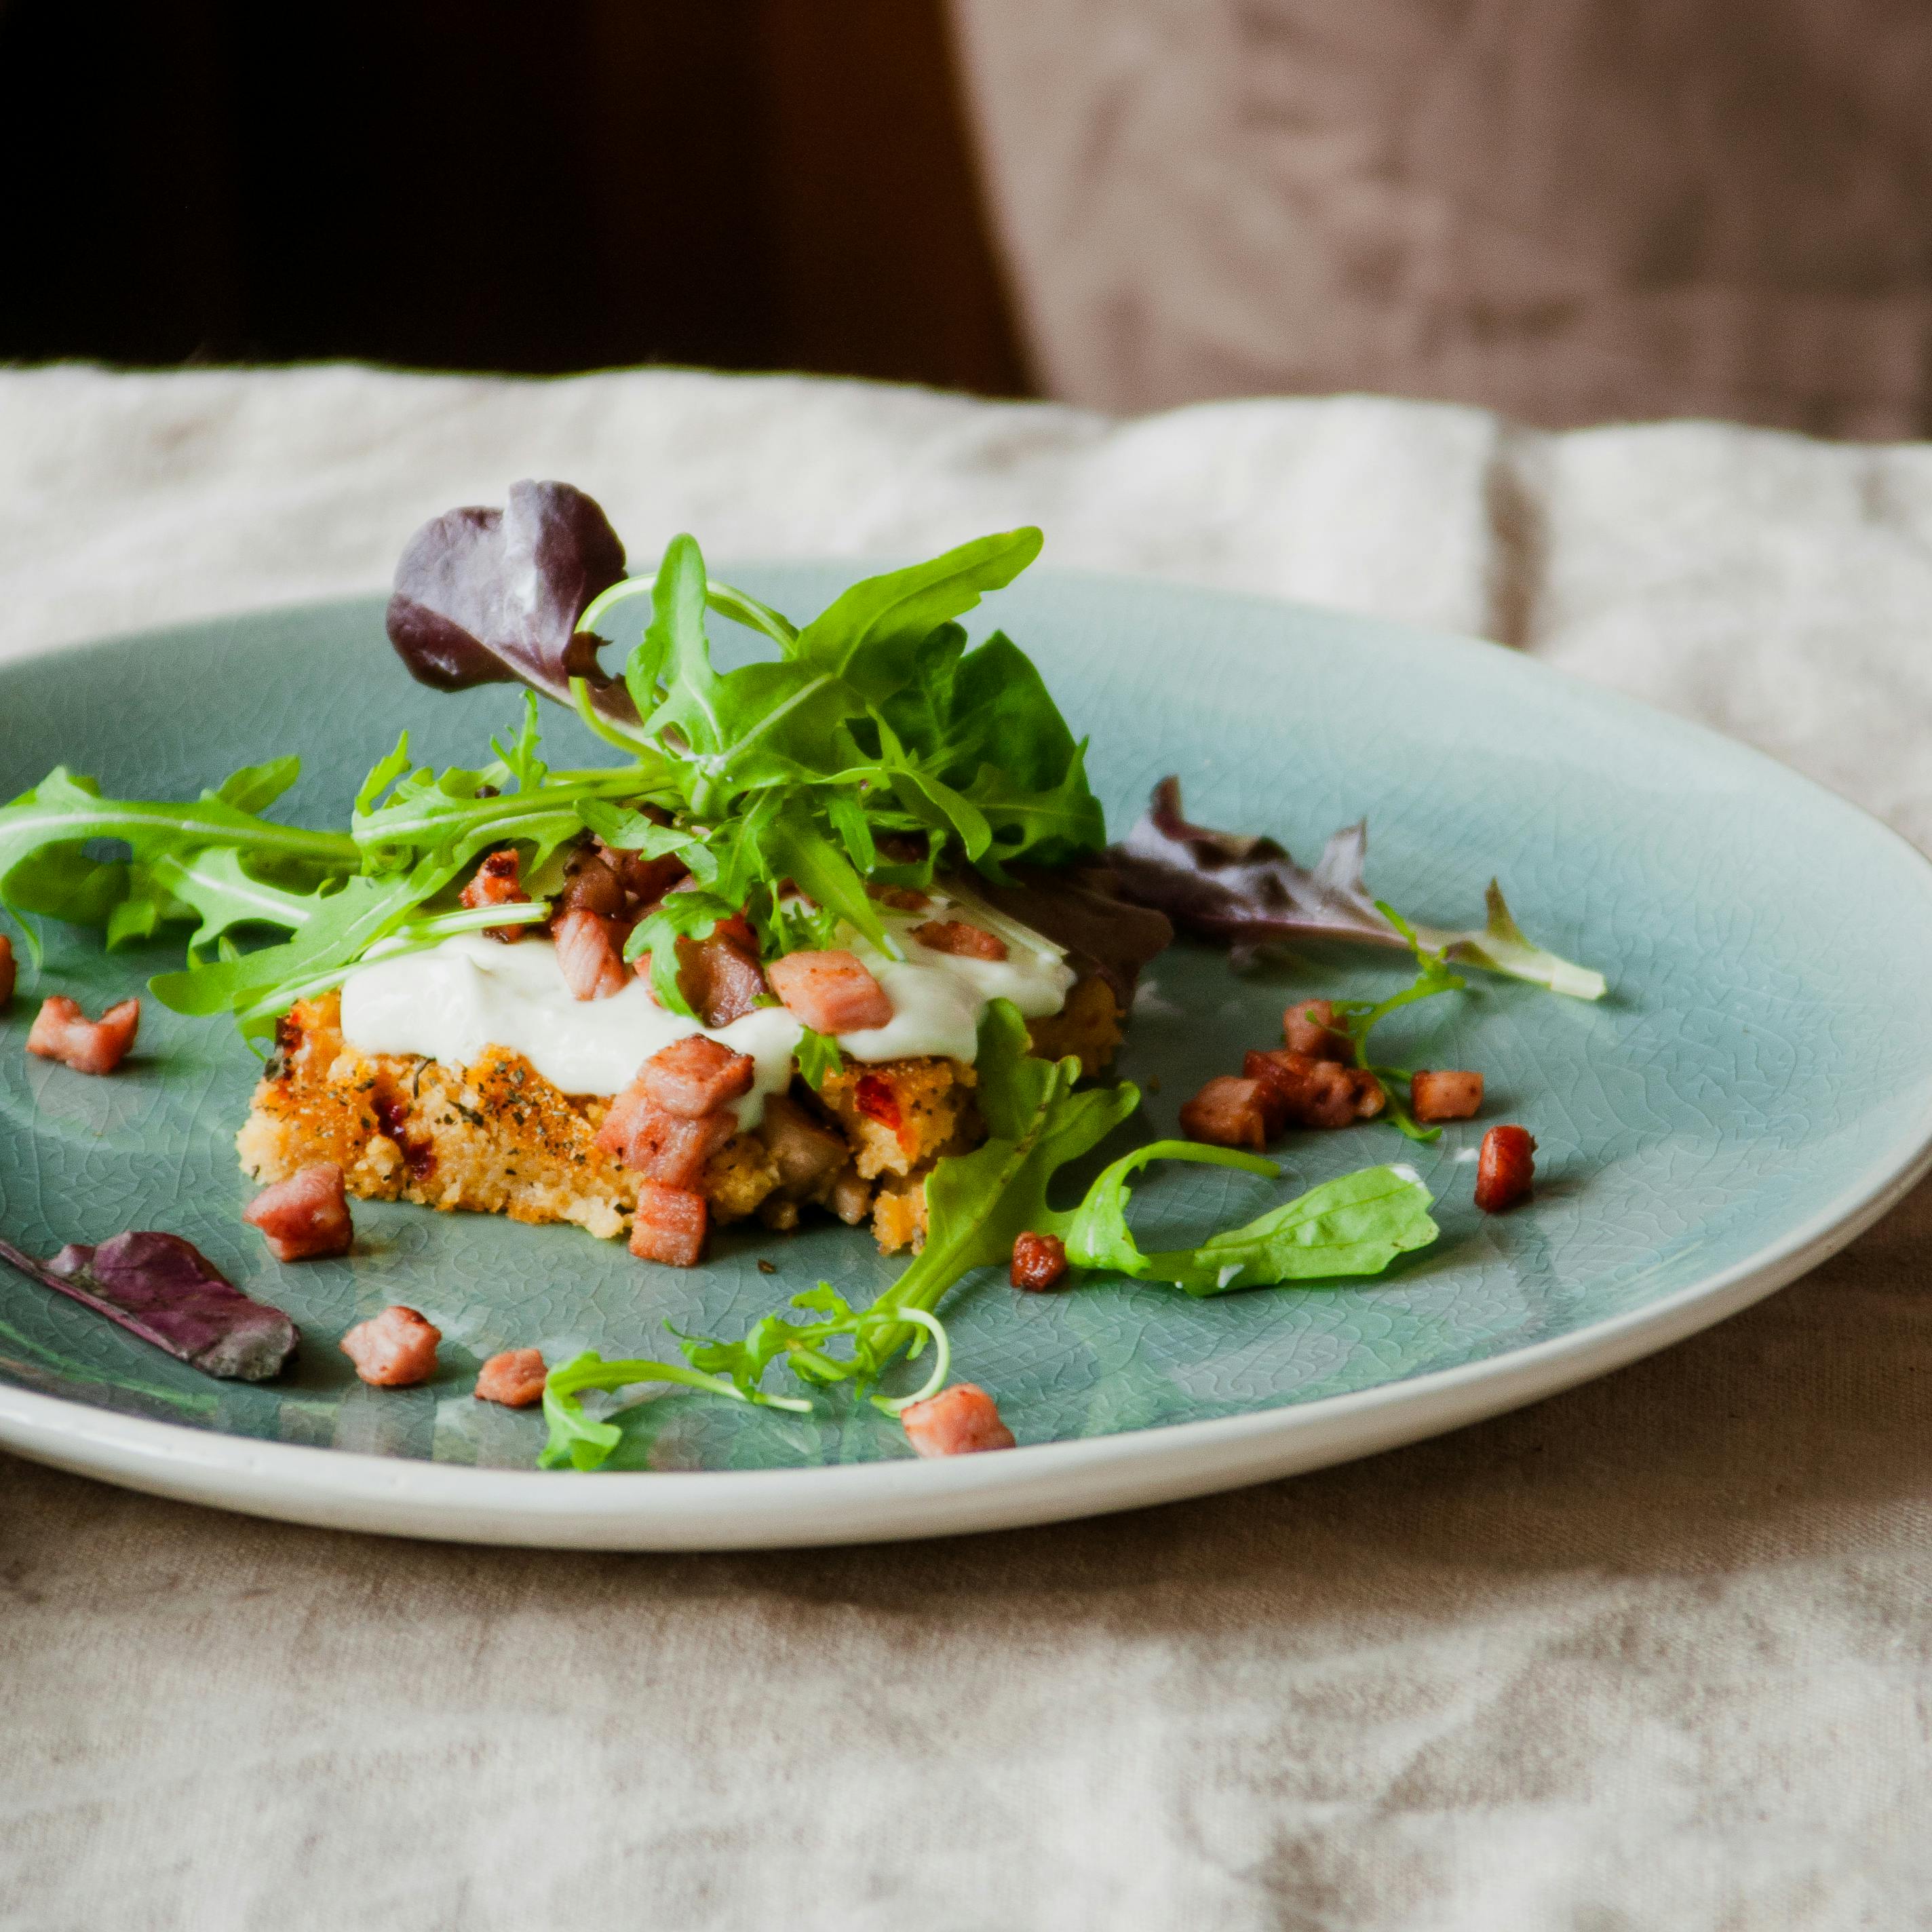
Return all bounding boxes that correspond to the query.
[2,364,1929,1931]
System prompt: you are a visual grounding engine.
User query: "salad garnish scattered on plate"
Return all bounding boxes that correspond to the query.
[0,482,1602,1465]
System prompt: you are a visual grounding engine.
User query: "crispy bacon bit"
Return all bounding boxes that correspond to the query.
[1474,1125,1537,1212]
[871,885,930,911]
[1245,1049,1383,1131]
[758,1093,849,1200]
[767,949,893,1034]
[900,1383,1017,1458]
[676,931,769,1028]
[558,847,627,919]
[853,1073,903,1131]
[553,907,630,1001]
[459,847,530,942]
[243,1161,354,1261]
[1283,999,1353,1062]
[0,933,14,1008]
[341,1305,442,1387]
[597,834,689,908]
[26,994,140,1075]
[595,1091,735,1188]
[1412,1068,1484,1123]
[475,1347,547,1408]
[630,1180,708,1267]
[636,1035,755,1118]
[912,919,1008,962]
[1011,1231,1069,1292]
[1179,1075,1271,1152]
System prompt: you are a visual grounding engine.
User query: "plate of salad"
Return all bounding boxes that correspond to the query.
[3,482,1930,1549]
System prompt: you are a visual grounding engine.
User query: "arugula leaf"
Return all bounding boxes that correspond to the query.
[0,765,359,965]
[537,1351,805,1471]
[791,528,1043,704]
[1056,1144,1437,1294]
[760,811,896,957]
[794,1028,844,1089]
[575,799,718,883]
[543,1000,1445,1469]
[624,886,739,1017]
[864,1003,1138,1348]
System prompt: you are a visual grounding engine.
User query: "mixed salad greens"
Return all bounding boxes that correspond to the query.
[0,485,1105,1038]
[0,481,1605,1468]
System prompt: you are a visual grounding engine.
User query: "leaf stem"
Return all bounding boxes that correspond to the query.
[578,574,800,650]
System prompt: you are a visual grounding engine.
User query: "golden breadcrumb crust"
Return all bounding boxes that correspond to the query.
[237,978,1123,1258]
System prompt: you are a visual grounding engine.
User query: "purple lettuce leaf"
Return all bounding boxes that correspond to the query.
[0,1231,298,1382]
[1110,777,1399,950]
[1110,778,1606,999]
[385,479,636,722]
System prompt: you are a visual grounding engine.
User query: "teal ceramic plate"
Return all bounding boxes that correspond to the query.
[4,571,1931,1549]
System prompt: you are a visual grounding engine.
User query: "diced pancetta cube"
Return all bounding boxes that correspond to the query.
[1245,1049,1383,1131]
[459,847,530,942]
[629,1180,708,1266]
[243,1161,354,1261]
[0,933,14,1008]
[553,907,631,1000]
[474,1347,548,1408]
[1411,1068,1484,1123]
[595,1091,735,1188]
[911,919,1008,962]
[636,1034,755,1117]
[1178,1075,1271,1151]
[900,1383,1017,1458]
[676,931,769,1028]
[766,949,893,1033]
[558,847,627,917]
[26,994,140,1075]
[341,1305,442,1387]
[1474,1125,1537,1212]
[1283,999,1353,1062]
[1011,1231,1069,1292]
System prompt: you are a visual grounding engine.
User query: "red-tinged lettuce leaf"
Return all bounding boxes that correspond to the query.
[959,864,1174,1007]
[1110,778,1606,999]
[1110,777,1397,949]
[385,479,636,722]
[0,1232,298,1381]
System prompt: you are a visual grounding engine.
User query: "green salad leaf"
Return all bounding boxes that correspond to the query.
[539,1000,1443,1470]
[1056,1144,1437,1294]
[0,522,1109,1035]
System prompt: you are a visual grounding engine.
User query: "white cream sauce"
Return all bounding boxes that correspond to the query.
[336,894,1075,1128]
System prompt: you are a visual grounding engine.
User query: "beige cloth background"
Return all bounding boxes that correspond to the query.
[3,365,1932,1929]
[952,0,1932,438]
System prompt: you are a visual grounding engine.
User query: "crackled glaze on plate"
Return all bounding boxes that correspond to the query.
[4,570,1931,1547]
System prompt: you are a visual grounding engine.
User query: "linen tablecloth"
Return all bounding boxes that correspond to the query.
[3,366,1930,1931]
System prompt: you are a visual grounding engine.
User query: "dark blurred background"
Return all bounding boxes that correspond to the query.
[0,0,1029,395]
[9,0,1932,438]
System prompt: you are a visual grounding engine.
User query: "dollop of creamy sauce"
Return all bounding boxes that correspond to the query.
[336,894,1075,1128]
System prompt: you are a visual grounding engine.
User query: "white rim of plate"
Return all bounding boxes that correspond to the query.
[3,1119,1928,1549]
[5,587,1932,1548]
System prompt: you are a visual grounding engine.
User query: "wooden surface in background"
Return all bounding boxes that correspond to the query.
[0,1,1030,395]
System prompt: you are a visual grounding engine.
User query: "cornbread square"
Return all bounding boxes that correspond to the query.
[236,980,1123,1256]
